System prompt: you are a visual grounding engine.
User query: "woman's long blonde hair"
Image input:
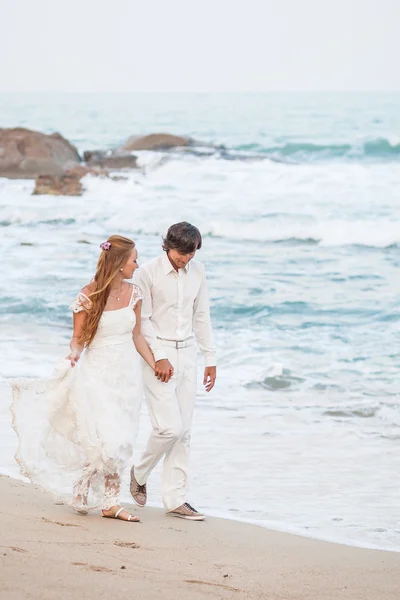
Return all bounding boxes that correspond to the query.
[79,235,135,347]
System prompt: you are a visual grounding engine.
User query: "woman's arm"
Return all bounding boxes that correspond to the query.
[133,301,156,370]
[67,310,86,367]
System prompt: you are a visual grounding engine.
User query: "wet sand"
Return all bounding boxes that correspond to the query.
[1,474,399,599]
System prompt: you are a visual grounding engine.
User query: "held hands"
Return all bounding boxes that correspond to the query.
[154,359,174,383]
[203,366,217,392]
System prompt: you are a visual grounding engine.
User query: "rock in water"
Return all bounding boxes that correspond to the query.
[32,165,108,196]
[83,150,138,169]
[121,133,190,151]
[0,128,81,179]
[33,174,83,196]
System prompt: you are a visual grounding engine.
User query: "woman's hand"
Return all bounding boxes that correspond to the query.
[155,359,174,383]
[67,348,81,368]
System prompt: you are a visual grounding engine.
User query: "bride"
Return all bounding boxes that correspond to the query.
[12,235,159,523]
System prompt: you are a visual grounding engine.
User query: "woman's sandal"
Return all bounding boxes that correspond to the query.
[102,506,140,522]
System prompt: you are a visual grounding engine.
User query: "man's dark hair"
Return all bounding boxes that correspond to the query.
[162,222,202,254]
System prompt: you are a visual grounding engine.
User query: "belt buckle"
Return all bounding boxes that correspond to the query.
[176,340,187,349]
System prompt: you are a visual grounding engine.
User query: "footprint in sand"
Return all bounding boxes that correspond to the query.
[72,562,113,573]
[185,580,240,593]
[41,517,81,528]
[114,541,140,549]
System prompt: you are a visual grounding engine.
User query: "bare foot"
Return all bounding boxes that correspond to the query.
[73,479,89,514]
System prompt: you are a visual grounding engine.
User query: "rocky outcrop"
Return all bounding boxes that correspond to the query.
[0,127,222,195]
[121,133,190,152]
[33,165,108,196]
[0,128,81,179]
[83,150,138,169]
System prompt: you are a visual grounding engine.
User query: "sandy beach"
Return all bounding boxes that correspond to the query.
[1,474,399,600]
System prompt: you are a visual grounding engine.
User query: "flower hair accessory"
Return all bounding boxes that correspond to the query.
[100,241,111,251]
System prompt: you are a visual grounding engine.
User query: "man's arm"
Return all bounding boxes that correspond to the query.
[193,265,216,391]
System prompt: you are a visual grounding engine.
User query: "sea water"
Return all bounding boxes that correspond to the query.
[1,92,400,550]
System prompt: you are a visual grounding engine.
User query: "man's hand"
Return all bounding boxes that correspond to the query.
[203,366,216,392]
[155,359,174,383]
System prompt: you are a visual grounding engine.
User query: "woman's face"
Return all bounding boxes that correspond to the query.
[122,247,139,279]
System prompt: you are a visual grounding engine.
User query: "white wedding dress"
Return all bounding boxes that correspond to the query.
[11,284,144,511]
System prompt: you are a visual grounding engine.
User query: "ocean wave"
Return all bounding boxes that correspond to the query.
[245,366,305,391]
[233,137,400,162]
[0,297,69,324]
[1,157,399,251]
[2,201,400,249]
[134,136,400,164]
[3,213,400,249]
[323,407,379,419]
[206,219,400,248]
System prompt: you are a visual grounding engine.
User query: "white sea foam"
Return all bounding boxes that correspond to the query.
[3,158,398,248]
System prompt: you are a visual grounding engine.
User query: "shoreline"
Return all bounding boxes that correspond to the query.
[2,474,400,600]
[3,467,397,555]
[1,375,398,555]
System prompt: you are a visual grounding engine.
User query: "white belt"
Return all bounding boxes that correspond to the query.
[157,337,194,349]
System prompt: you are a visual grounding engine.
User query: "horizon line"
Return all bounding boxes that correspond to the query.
[1,89,400,95]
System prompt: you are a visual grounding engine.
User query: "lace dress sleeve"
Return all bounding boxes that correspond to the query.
[69,292,93,313]
[129,284,144,310]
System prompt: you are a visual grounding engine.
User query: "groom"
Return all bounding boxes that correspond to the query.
[130,222,216,520]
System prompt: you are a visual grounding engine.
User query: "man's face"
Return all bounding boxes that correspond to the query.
[168,249,196,270]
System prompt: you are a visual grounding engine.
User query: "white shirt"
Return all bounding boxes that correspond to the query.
[134,253,216,367]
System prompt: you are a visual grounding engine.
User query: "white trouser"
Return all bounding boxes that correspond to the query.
[134,342,197,511]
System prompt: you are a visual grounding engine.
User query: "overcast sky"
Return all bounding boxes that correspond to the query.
[1,0,399,93]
